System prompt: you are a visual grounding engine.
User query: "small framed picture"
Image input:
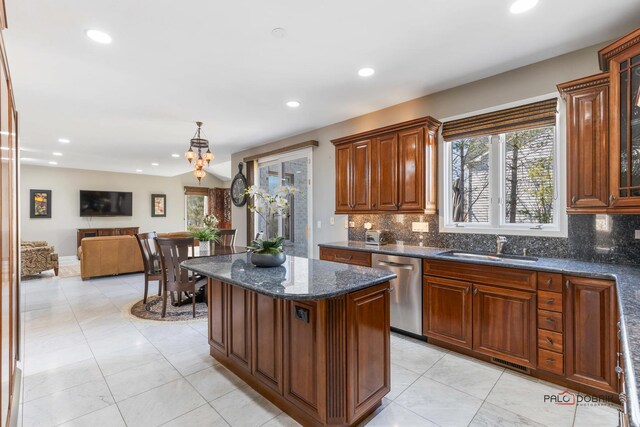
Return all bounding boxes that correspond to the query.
[151,194,166,217]
[30,189,52,218]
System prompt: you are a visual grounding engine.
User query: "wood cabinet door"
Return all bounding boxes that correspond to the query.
[374,133,398,211]
[251,292,283,393]
[566,84,609,208]
[564,276,618,392]
[352,140,372,211]
[347,284,390,423]
[423,276,472,349]
[398,127,424,211]
[283,300,326,422]
[472,284,536,368]
[335,144,352,213]
[208,279,227,356]
[228,285,251,371]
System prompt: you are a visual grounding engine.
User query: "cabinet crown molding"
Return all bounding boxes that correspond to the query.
[598,27,640,71]
[557,73,610,98]
[331,116,441,146]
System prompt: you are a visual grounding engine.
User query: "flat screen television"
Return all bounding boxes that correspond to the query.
[79,190,133,217]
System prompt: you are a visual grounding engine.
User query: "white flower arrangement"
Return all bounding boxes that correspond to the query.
[203,213,219,229]
[245,184,299,239]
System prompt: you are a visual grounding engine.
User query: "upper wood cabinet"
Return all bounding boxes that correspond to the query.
[332,116,441,214]
[558,74,610,211]
[559,27,640,213]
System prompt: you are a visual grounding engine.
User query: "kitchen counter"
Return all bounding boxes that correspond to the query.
[181,252,395,426]
[320,240,640,426]
[181,252,396,300]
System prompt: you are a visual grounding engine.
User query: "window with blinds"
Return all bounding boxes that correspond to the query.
[442,98,562,234]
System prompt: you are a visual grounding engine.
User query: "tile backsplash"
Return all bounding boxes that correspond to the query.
[348,214,640,265]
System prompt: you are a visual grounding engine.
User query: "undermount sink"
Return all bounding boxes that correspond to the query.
[439,250,539,264]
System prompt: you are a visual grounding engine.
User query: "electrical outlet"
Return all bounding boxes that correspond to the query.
[635,230,640,239]
[329,216,335,225]
[348,221,355,228]
[412,222,429,232]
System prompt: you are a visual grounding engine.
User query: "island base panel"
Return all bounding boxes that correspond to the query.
[208,279,390,427]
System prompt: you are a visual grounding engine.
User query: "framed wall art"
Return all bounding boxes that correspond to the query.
[151,194,166,217]
[30,189,51,218]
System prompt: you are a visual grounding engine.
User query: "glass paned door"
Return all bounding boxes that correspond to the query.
[256,151,311,257]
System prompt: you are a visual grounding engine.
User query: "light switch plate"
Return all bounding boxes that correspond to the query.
[317,220,321,229]
[412,221,429,232]
[329,216,335,225]
[635,230,640,239]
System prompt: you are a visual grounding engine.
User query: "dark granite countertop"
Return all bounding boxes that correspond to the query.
[181,252,396,300]
[320,241,640,425]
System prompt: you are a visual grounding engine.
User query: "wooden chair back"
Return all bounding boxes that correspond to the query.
[156,237,195,293]
[216,229,237,247]
[135,232,160,276]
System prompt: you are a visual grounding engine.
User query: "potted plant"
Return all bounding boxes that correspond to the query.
[190,227,220,256]
[245,184,298,267]
[248,236,286,267]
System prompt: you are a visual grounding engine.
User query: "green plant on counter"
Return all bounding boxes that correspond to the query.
[248,236,284,255]
[191,227,221,243]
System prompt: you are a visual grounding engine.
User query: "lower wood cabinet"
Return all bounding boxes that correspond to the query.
[472,284,537,368]
[208,279,390,426]
[565,276,618,392]
[423,276,472,349]
[422,261,619,398]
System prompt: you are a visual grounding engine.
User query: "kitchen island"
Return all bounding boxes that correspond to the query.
[181,253,396,427]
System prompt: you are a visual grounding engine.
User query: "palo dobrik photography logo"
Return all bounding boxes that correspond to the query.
[544,390,577,406]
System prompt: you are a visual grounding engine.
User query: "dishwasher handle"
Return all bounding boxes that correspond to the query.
[376,260,414,270]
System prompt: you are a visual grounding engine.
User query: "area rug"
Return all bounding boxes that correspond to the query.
[128,295,208,322]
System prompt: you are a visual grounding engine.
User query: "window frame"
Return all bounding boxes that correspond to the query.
[440,94,567,237]
[184,194,209,230]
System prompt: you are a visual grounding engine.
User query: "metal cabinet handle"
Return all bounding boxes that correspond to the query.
[546,337,553,345]
[372,202,376,208]
[565,280,570,289]
[465,287,470,294]
[609,194,615,204]
[547,278,552,288]
[546,359,555,365]
[547,298,555,304]
[571,196,577,204]
[335,256,353,262]
[473,288,478,295]
[545,318,555,325]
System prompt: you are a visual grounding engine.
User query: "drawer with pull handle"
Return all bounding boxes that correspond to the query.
[538,329,563,352]
[319,247,372,267]
[538,310,563,333]
[537,272,563,293]
[537,290,563,313]
[538,348,564,374]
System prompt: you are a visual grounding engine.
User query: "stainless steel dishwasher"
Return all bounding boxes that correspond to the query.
[371,253,422,336]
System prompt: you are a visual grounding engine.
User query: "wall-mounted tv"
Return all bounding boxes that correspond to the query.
[80,190,133,217]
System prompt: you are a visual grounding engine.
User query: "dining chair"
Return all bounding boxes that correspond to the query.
[155,236,197,318]
[216,229,237,248]
[135,232,162,303]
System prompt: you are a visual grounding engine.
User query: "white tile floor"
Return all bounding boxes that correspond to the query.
[20,268,620,427]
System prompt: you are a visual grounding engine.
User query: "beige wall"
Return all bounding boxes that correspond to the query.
[231,43,605,257]
[21,165,229,256]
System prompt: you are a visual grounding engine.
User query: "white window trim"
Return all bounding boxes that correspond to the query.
[439,93,568,238]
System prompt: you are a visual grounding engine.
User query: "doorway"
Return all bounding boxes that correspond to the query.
[255,148,312,258]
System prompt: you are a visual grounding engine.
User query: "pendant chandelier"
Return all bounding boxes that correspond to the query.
[185,121,214,182]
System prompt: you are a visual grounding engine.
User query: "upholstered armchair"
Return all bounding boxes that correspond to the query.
[21,241,59,277]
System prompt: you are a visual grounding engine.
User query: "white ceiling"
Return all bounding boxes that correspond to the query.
[5,0,640,180]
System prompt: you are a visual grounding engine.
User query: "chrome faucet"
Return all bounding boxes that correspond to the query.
[496,235,507,255]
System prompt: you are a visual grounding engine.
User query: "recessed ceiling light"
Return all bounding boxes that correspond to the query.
[58,138,70,143]
[171,154,180,158]
[358,67,375,77]
[136,169,143,173]
[271,28,287,38]
[151,162,159,166]
[286,101,301,108]
[85,29,112,44]
[52,152,63,156]
[48,161,58,165]
[510,0,538,14]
